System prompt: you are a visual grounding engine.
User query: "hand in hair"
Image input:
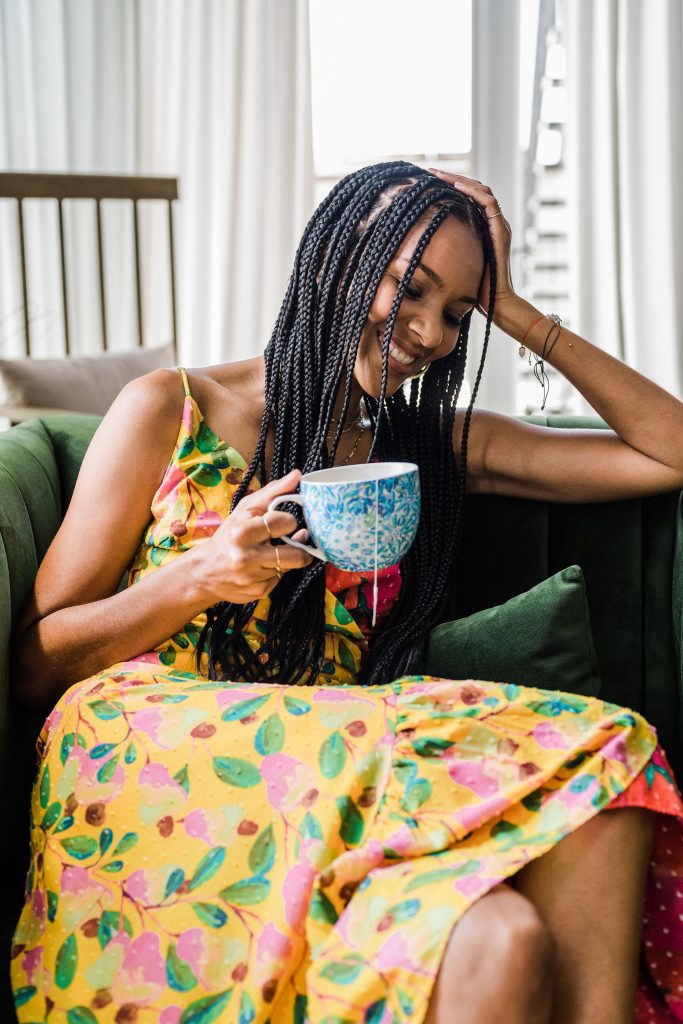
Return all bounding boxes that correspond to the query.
[428,168,515,318]
[193,469,313,606]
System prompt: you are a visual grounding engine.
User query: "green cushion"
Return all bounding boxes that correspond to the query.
[424,565,602,697]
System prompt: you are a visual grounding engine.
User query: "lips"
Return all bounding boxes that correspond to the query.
[376,329,422,370]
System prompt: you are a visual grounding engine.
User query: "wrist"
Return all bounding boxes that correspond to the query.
[492,295,540,340]
[185,544,221,609]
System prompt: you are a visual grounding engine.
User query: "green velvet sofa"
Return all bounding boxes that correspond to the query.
[2,412,683,1020]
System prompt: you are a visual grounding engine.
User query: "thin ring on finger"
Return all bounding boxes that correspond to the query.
[487,211,505,220]
[274,545,283,580]
[262,514,273,540]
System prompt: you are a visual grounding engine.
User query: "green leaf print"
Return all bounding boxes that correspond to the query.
[97,754,120,784]
[178,434,196,460]
[99,828,113,856]
[47,889,58,922]
[592,785,610,807]
[490,821,523,847]
[283,695,311,716]
[213,757,262,788]
[192,902,228,928]
[174,764,190,793]
[60,836,98,860]
[219,877,270,906]
[569,774,594,793]
[39,765,50,809]
[60,732,87,765]
[159,647,177,665]
[400,777,432,813]
[98,910,133,949]
[248,824,275,875]
[301,811,323,840]
[337,639,357,674]
[55,815,74,833]
[13,985,37,1008]
[124,741,137,764]
[387,899,420,924]
[320,960,364,984]
[239,989,256,1024]
[308,888,339,925]
[167,942,198,992]
[411,737,454,758]
[319,731,347,779]
[67,1009,98,1024]
[41,800,62,831]
[335,796,364,845]
[87,699,123,720]
[196,420,220,454]
[294,994,308,1024]
[101,860,124,872]
[192,464,222,488]
[333,603,355,625]
[255,714,284,755]
[405,867,457,892]
[221,694,271,722]
[365,998,387,1023]
[521,791,543,813]
[55,933,78,989]
[396,988,414,1016]
[164,867,186,901]
[89,743,117,760]
[188,847,226,891]
[180,990,234,1024]
[112,831,139,856]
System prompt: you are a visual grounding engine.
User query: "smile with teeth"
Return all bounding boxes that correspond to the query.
[377,329,420,368]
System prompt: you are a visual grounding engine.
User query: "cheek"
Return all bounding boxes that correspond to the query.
[366,282,398,326]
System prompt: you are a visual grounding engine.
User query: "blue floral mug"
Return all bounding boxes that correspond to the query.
[267,462,420,572]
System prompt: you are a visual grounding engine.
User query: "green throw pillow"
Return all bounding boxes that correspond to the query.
[423,564,602,697]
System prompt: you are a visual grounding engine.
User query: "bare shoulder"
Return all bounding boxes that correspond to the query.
[182,357,267,462]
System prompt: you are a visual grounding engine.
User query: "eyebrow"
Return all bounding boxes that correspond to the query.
[395,256,477,305]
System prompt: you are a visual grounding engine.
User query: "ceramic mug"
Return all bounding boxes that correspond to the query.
[267,462,420,572]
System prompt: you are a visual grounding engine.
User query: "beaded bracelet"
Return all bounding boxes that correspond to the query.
[518,313,567,411]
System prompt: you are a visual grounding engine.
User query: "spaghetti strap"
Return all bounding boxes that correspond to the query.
[177,366,191,399]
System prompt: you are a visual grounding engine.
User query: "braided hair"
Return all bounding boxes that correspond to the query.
[195,160,497,686]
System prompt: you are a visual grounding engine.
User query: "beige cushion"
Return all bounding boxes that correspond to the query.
[0,343,176,416]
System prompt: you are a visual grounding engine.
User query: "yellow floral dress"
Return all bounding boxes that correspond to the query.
[11,367,683,1024]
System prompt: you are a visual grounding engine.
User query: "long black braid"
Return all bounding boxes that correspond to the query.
[195,160,498,686]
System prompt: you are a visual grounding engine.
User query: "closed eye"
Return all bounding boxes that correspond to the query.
[395,278,463,329]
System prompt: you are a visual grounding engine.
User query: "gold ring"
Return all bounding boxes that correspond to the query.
[487,211,505,220]
[262,514,273,540]
[274,545,283,580]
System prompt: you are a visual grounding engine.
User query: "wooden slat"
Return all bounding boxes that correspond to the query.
[132,199,144,347]
[57,198,71,355]
[0,172,178,202]
[95,199,108,350]
[16,198,30,355]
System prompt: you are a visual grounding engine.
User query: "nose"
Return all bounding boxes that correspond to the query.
[408,311,444,351]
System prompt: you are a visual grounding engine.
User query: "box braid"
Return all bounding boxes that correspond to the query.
[195,161,497,686]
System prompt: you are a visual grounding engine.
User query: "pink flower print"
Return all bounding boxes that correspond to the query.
[42,707,63,741]
[183,803,243,846]
[160,1008,182,1024]
[137,762,188,827]
[193,509,223,538]
[131,705,206,749]
[313,690,375,730]
[152,466,186,509]
[215,687,269,713]
[601,733,631,769]
[282,862,317,932]
[109,930,166,1004]
[20,945,43,986]
[261,754,317,813]
[59,866,110,932]
[176,928,246,989]
[124,863,186,906]
[375,931,424,974]
[70,744,125,804]
[532,720,572,750]
[446,758,500,798]
[454,875,490,899]
[453,795,511,833]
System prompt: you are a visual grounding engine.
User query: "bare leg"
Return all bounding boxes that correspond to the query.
[422,882,554,1024]
[508,807,656,1024]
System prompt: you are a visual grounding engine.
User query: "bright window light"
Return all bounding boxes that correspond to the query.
[309,0,472,176]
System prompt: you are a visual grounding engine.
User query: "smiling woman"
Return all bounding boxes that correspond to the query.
[9,161,683,1024]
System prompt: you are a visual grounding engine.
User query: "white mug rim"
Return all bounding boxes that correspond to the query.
[300,461,418,485]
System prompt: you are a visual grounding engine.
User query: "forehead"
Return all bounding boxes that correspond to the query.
[393,214,484,296]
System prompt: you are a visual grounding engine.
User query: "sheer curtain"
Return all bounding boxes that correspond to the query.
[564,0,683,403]
[0,0,314,366]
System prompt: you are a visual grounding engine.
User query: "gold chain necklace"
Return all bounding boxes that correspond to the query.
[336,422,367,465]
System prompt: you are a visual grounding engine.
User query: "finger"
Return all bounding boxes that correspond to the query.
[240,509,301,542]
[238,469,302,513]
[257,543,315,573]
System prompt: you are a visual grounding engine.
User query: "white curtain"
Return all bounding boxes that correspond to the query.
[0,0,314,366]
[564,0,683,403]
[468,0,522,416]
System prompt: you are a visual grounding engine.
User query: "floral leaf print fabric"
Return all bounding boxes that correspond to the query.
[11,369,683,1023]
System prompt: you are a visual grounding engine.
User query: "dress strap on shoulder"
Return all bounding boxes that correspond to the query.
[177,366,192,399]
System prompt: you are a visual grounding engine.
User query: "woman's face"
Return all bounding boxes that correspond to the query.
[353,214,485,397]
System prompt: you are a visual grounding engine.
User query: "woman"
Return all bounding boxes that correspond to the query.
[9,161,683,1023]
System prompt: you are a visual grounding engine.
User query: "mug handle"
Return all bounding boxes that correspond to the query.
[267,494,327,562]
